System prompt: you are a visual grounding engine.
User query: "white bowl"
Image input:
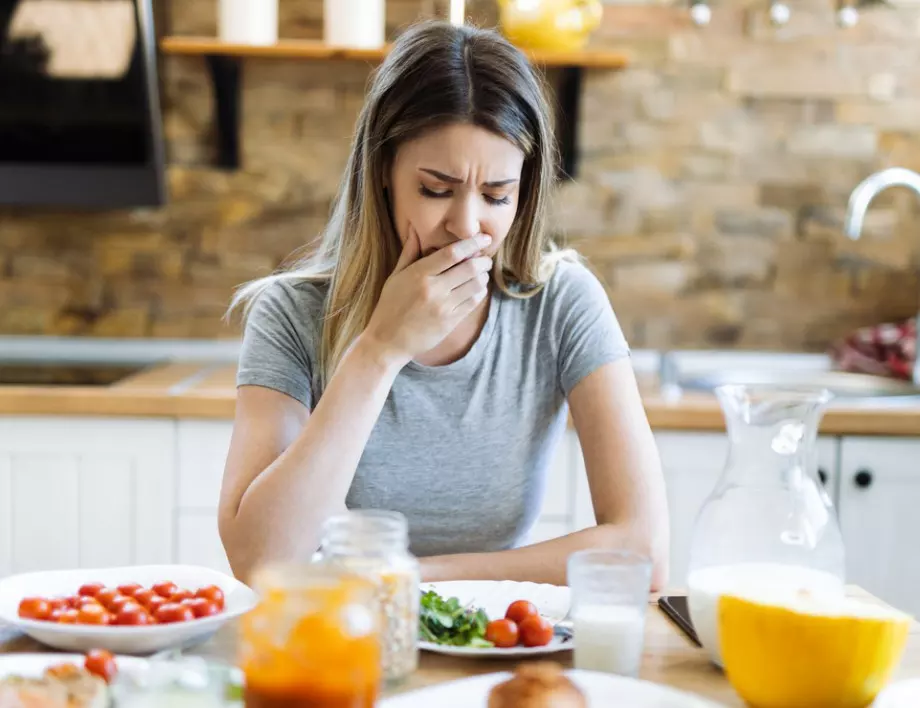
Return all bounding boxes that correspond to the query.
[0,564,258,655]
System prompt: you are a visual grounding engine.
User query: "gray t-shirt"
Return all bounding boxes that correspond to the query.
[236,259,629,557]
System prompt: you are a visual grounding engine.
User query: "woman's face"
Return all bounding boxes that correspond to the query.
[388,122,525,259]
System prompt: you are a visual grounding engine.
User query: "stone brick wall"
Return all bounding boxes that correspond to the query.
[1,0,919,350]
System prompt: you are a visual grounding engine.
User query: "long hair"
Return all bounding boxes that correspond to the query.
[230,20,568,384]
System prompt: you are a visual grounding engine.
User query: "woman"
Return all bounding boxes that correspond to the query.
[219,20,669,588]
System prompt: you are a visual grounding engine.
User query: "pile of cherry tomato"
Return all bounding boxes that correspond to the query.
[484,599,554,648]
[17,580,226,626]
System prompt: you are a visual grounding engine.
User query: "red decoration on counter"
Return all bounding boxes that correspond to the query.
[829,317,916,380]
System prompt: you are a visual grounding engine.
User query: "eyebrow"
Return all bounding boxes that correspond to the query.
[419,168,518,188]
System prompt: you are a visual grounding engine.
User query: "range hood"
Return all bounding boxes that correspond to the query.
[0,0,166,209]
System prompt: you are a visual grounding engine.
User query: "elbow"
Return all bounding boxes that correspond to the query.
[218,511,255,585]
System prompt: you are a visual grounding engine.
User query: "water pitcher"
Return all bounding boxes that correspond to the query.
[686,385,846,666]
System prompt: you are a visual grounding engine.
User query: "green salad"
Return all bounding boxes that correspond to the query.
[418,589,494,648]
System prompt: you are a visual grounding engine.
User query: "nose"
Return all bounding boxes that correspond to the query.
[444,193,481,242]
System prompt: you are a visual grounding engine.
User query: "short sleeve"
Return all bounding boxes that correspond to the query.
[235,280,321,409]
[550,260,630,396]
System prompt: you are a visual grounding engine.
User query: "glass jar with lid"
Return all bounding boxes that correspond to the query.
[316,509,420,684]
[239,563,381,708]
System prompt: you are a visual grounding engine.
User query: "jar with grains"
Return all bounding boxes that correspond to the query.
[317,510,420,684]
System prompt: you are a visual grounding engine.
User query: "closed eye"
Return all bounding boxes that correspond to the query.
[419,185,511,206]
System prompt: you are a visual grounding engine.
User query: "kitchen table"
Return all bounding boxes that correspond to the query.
[0,588,918,705]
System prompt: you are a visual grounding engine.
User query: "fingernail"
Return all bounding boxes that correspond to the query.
[477,234,492,247]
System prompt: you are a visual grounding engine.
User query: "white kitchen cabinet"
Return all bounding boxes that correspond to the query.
[839,437,920,616]
[0,417,176,577]
[177,420,234,510]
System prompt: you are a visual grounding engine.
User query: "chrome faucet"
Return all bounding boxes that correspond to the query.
[844,167,920,385]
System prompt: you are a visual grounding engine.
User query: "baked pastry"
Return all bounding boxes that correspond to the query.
[488,662,587,708]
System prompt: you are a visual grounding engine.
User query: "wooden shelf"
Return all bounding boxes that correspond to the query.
[159,36,629,69]
[158,36,628,175]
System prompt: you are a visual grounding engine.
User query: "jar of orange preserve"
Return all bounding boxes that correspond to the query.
[239,563,381,708]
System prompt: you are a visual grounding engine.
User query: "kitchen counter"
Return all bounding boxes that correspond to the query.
[3,361,920,435]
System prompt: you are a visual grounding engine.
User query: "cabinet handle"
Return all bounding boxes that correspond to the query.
[818,468,828,486]
[854,469,873,489]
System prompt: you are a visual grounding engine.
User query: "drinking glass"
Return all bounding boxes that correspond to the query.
[567,550,652,678]
[109,652,229,707]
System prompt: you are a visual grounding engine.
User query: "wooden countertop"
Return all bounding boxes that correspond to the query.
[1,588,918,705]
[3,362,920,436]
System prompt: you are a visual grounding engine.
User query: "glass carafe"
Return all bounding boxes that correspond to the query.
[686,384,846,666]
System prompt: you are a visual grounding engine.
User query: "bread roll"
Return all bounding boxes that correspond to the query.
[487,662,587,708]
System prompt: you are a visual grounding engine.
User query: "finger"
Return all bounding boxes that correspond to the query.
[420,234,492,275]
[448,272,490,310]
[394,225,421,273]
[450,278,491,319]
[440,256,493,291]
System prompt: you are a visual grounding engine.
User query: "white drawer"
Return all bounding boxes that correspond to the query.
[177,421,234,510]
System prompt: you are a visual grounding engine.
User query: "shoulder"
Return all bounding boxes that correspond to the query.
[537,256,614,326]
[246,277,329,336]
[543,257,609,304]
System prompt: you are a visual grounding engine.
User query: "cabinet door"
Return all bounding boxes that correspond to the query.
[839,437,920,615]
[177,420,234,511]
[0,417,176,576]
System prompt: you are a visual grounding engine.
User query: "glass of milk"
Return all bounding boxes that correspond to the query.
[567,550,652,678]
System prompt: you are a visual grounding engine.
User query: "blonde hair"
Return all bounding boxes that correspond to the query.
[230,20,571,384]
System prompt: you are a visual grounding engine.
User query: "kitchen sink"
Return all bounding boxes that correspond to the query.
[675,368,920,400]
[0,363,146,386]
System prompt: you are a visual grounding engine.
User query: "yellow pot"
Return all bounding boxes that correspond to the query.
[719,591,912,708]
[497,0,603,52]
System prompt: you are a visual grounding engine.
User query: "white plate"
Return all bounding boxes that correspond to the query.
[0,565,258,655]
[0,652,149,679]
[873,679,920,707]
[380,669,727,707]
[419,580,572,657]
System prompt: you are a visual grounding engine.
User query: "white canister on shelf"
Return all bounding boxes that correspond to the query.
[219,0,278,46]
[324,0,386,48]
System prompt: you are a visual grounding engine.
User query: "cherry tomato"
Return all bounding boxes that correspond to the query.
[95,588,123,611]
[518,615,554,648]
[76,596,101,609]
[146,595,167,614]
[152,582,178,599]
[108,595,136,614]
[169,589,193,604]
[84,649,118,683]
[505,600,540,625]
[133,589,156,607]
[54,609,80,624]
[195,585,225,610]
[18,597,52,621]
[184,597,221,619]
[47,597,69,613]
[485,618,520,648]
[77,604,112,625]
[64,595,83,609]
[49,607,77,623]
[116,603,153,626]
[155,602,195,624]
[117,583,142,597]
[78,583,104,598]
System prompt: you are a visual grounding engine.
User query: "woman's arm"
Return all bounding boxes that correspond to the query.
[420,358,670,590]
[219,338,402,583]
[219,231,493,582]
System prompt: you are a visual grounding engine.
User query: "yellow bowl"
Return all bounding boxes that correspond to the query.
[719,591,911,708]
